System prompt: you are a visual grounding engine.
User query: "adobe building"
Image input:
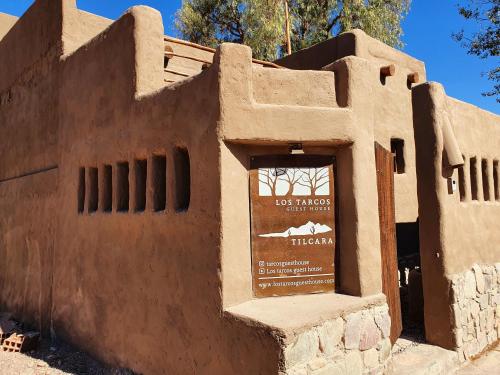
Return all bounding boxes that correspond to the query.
[0,1,499,374]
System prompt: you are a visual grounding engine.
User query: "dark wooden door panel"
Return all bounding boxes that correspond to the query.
[375,142,403,344]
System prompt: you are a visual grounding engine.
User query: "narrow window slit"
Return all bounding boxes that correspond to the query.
[470,157,478,201]
[152,155,167,211]
[117,162,129,212]
[88,167,98,213]
[174,147,190,211]
[78,167,85,213]
[458,157,466,202]
[391,138,405,174]
[494,160,499,201]
[481,159,490,201]
[135,159,147,212]
[102,165,112,212]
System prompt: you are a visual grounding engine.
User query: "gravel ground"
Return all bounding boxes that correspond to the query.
[0,338,135,375]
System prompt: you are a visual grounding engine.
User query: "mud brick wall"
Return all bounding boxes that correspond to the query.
[283,304,392,375]
[451,263,500,361]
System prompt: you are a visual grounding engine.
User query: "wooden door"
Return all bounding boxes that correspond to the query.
[375,142,402,344]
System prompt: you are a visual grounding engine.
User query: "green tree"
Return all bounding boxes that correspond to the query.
[453,0,499,102]
[290,0,410,51]
[175,0,411,61]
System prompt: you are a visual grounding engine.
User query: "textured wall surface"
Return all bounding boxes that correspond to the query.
[283,304,392,375]
[277,29,427,224]
[1,1,498,374]
[413,83,500,350]
[451,264,500,361]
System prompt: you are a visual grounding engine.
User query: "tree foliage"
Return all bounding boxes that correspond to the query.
[175,0,411,60]
[453,0,500,102]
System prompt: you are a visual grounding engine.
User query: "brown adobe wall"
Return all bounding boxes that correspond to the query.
[5,2,295,374]
[0,0,65,93]
[275,29,425,78]
[0,0,65,180]
[277,29,426,224]
[52,6,387,374]
[0,12,17,39]
[0,169,58,336]
[0,1,63,336]
[0,4,113,336]
[252,66,338,107]
[9,0,500,373]
[52,5,224,374]
[162,36,290,86]
[217,42,385,309]
[413,82,500,353]
[62,8,113,55]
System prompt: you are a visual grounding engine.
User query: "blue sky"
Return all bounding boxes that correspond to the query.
[1,0,498,113]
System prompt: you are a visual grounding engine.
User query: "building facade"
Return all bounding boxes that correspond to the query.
[0,1,498,374]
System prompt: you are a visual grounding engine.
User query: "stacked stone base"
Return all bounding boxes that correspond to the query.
[451,263,500,361]
[283,304,391,375]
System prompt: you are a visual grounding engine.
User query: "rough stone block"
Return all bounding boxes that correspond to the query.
[477,332,487,351]
[318,318,344,357]
[455,328,464,348]
[457,348,467,363]
[344,312,363,350]
[344,351,363,375]
[478,294,489,310]
[495,263,500,284]
[372,305,389,315]
[487,330,497,344]
[470,300,480,318]
[479,310,487,330]
[486,308,495,331]
[286,364,307,375]
[367,365,385,375]
[452,303,461,327]
[310,362,344,375]
[461,304,470,326]
[464,341,479,358]
[464,271,476,298]
[377,338,391,362]
[451,277,465,303]
[484,274,494,292]
[467,321,475,336]
[307,357,328,372]
[363,348,379,368]
[284,330,319,368]
[473,265,485,294]
[359,316,381,351]
[488,291,498,306]
[373,310,390,339]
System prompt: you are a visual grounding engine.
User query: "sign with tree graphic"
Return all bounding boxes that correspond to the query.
[249,155,336,298]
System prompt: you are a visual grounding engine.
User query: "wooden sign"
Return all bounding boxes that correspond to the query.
[250,155,336,298]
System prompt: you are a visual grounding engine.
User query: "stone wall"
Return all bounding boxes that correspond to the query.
[451,263,500,361]
[283,304,391,375]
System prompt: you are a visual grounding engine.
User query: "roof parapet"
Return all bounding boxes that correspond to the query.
[163,36,283,85]
[0,0,67,92]
[276,29,426,82]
